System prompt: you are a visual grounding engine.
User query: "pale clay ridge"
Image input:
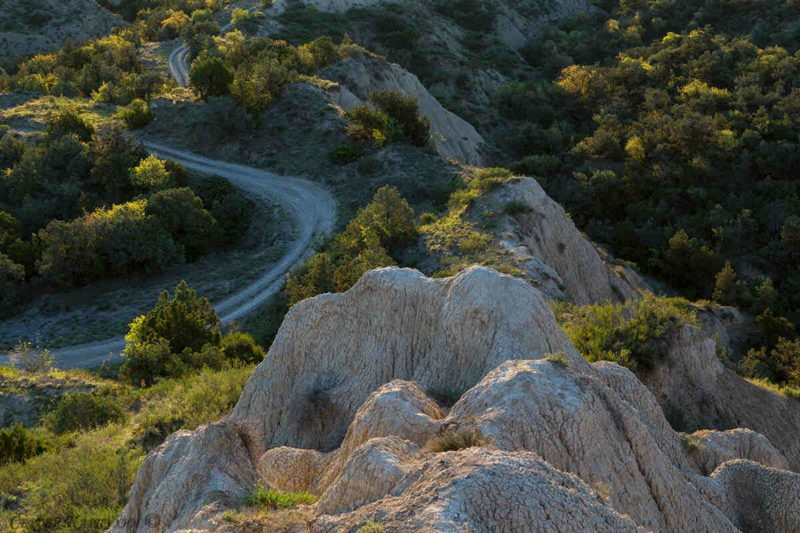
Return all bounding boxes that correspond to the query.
[14,143,336,369]
[491,177,647,305]
[112,267,800,532]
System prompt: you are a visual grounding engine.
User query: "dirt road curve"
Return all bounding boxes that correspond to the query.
[167,44,191,86]
[4,144,335,369]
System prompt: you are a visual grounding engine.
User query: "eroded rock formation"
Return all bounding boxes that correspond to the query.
[112,267,800,532]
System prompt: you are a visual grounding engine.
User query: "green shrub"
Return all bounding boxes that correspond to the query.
[369,90,430,147]
[8,341,54,374]
[120,281,222,385]
[116,98,152,130]
[502,200,529,216]
[244,487,317,509]
[220,332,266,364]
[328,144,365,164]
[554,294,697,369]
[426,427,488,452]
[45,392,126,434]
[0,424,46,465]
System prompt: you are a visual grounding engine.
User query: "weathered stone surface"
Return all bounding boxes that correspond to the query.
[113,267,800,533]
[313,448,645,533]
[490,178,647,304]
[639,324,800,469]
[689,428,789,474]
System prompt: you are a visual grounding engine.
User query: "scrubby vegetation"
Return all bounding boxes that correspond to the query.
[426,427,488,453]
[244,487,317,509]
[286,185,418,304]
[0,361,254,530]
[553,294,698,369]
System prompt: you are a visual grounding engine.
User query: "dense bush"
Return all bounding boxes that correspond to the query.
[116,98,153,129]
[120,281,266,385]
[220,332,266,364]
[45,392,126,434]
[0,424,46,465]
[189,52,234,100]
[554,294,697,369]
[344,90,430,148]
[741,337,800,389]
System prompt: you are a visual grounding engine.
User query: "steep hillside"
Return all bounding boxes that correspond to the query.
[0,0,122,64]
[114,267,800,531]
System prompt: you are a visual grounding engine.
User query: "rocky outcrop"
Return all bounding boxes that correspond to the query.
[0,0,121,59]
[113,267,800,532]
[323,55,486,165]
[638,324,800,470]
[489,177,647,304]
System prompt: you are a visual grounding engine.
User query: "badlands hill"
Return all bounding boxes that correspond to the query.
[0,0,121,64]
[114,263,800,531]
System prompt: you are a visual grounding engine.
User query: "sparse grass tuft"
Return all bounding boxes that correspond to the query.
[545,351,569,367]
[244,487,317,510]
[357,519,385,533]
[425,427,488,453]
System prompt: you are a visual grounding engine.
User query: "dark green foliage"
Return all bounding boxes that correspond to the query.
[741,337,800,389]
[45,392,126,434]
[189,53,234,99]
[328,144,365,164]
[145,187,219,259]
[0,252,25,317]
[0,424,46,465]
[368,90,430,147]
[45,109,95,142]
[125,280,221,357]
[343,91,430,148]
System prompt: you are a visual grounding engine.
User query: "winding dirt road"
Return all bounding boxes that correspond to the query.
[1,10,336,369]
[167,44,191,86]
[5,144,335,369]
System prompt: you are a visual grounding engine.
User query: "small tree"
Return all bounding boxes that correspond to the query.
[189,54,234,100]
[125,280,221,356]
[8,341,54,373]
[712,261,740,305]
[368,90,430,147]
[130,155,174,191]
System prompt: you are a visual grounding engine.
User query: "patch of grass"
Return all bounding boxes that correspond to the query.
[0,363,254,530]
[745,377,800,400]
[502,199,529,216]
[545,351,569,367]
[357,519,385,533]
[682,435,703,454]
[244,487,317,510]
[425,427,488,453]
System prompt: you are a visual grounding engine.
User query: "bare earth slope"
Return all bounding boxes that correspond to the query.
[113,267,800,532]
[0,0,122,61]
